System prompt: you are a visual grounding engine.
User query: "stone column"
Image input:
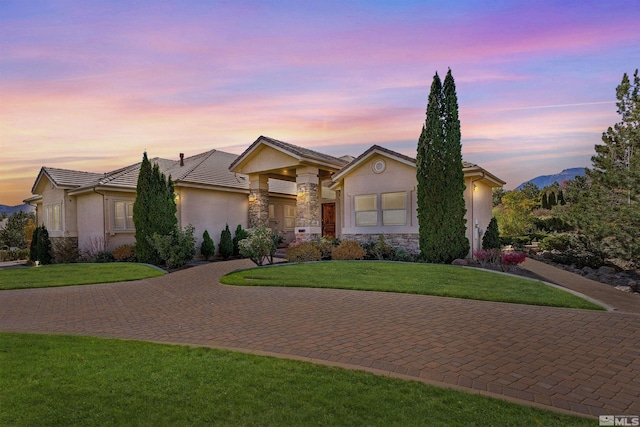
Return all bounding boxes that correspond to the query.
[295,166,321,241]
[248,174,269,228]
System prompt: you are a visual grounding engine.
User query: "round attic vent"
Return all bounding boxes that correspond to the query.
[372,159,386,174]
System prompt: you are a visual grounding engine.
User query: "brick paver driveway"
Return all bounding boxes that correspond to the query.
[1,259,638,418]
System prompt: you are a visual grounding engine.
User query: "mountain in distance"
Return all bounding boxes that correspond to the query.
[516,167,587,190]
[0,204,35,216]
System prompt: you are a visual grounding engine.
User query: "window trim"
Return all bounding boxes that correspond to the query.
[44,202,62,231]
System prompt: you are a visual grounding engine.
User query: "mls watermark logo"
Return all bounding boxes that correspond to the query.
[599,415,640,426]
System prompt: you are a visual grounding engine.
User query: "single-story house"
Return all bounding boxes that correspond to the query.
[25,135,504,257]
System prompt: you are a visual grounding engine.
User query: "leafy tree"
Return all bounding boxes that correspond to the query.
[232,224,248,256]
[218,224,233,260]
[0,211,35,248]
[200,230,215,260]
[493,190,536,237]
[571,70,639,264]
[416,69,469,263]
[133,152,178,265]
[482,217,501,249]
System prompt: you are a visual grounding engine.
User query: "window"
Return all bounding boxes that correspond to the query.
[114,201,134,230]
[382,192,407,225]
[44,203,62,231]
[321,180,336,200]
[284,205,296,229]
[354,194,377,226]
[269,205,275,220]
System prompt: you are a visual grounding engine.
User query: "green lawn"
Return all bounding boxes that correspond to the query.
[0,263,165,290]
[221,261,604,310]
[0,333,591,427]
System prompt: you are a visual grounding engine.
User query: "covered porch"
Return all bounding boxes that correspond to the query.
[229,136,350,241]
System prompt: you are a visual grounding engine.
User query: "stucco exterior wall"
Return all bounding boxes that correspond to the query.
[464,178,494,255]
[177,186,248,255]
[76,192,107,253]
[340,155,418,237]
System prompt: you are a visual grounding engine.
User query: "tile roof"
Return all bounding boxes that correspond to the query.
[36,149,296,196]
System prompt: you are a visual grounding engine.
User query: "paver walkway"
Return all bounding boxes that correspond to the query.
[1,259,639,418]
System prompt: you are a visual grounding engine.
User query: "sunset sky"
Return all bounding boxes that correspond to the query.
[1,0,639,205]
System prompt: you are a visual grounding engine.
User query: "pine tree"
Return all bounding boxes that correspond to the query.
[200,230,215,260]
[219,224,233,260]
[416,70,469,263]
[579,69,640,263]
[558,190,566,206]
[482,217,501,249]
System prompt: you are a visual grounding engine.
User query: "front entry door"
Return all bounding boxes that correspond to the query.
[322,203,336,238]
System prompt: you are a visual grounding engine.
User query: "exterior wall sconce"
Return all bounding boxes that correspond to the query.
[248,194,256,202]
[296,191,305,198]
[473,184,479,192]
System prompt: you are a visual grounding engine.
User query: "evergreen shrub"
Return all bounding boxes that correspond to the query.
[200,230,215,260]
[113,245,137,262]
[219,224,233,260]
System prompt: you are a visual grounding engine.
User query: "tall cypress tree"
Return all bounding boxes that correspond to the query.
[133,153,178,264]
[133,152,157,264]
[417,69,469,263]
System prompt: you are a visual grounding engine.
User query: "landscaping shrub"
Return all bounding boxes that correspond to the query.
[200,230,215,260]
[219,224,233,260]
[93,250,115,263]
[52,237,80,263]
[472,249,502,268]
[331,240,366,260]
[232,224,248,257]
[502,251,527,266]
[539,234,573,252]
[113,244,137,262]
[285,241,321,263]
[392,247,418,262]
[543,234,605,269]
[151,225,196,269]
[372,235,394,260]
[0,248,29,262]
[314,237,340,260]
[239,226,276,266]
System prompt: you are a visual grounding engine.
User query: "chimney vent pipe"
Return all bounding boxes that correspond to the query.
[179,153,184,166]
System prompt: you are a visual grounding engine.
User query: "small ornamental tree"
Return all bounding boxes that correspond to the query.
[29,225,52,265]
[218,224,233,260]
[232,224,248,257]
[482,217,501,250]
[200,230,215,260]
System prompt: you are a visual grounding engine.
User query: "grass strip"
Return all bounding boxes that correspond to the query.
[0,263,164,290]
[221,261,604,310]
[0,333,591,426]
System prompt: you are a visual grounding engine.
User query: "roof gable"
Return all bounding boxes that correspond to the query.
[31,167,104,194]
[229,135,349,173]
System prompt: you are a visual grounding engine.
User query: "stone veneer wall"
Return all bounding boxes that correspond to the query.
[248,188,269,227]
[295,182,321,241]
[340,233,420,254]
